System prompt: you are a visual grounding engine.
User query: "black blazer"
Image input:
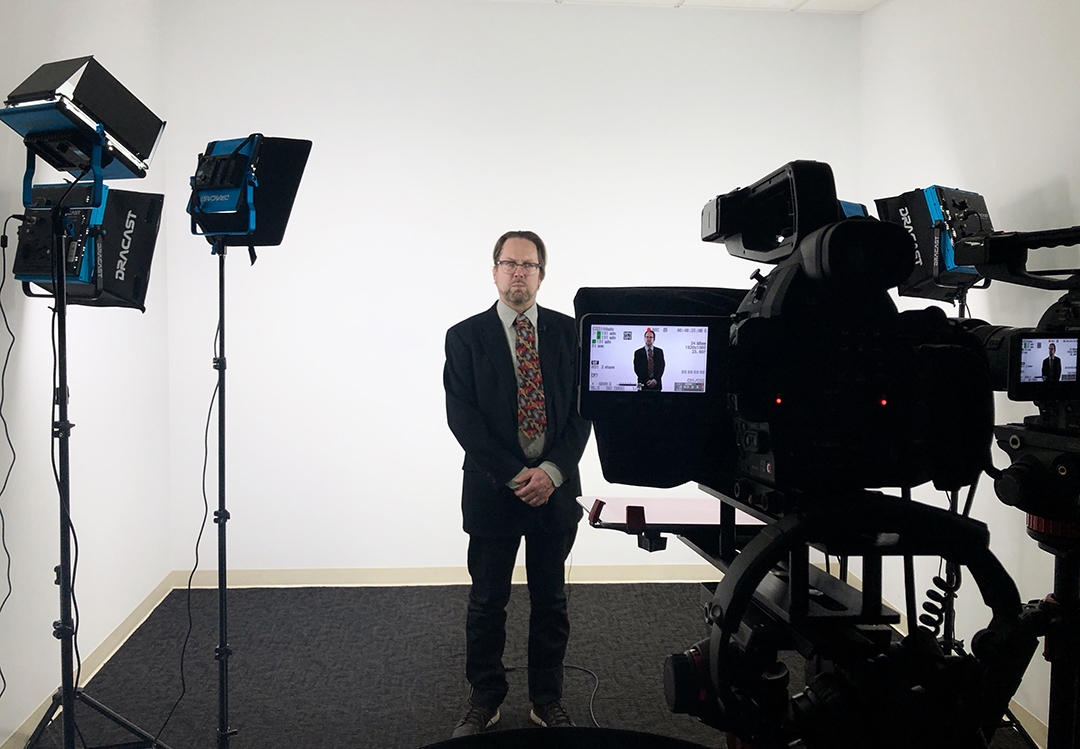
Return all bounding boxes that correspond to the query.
[633,346,665,390]
[445,303,591,537]
[1043,355,1062,383]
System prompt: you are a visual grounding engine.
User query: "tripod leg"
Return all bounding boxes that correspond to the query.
[1002,706,1042,749]
[23,688,177,749]
[75,690,176,749]
[23,689,62,749]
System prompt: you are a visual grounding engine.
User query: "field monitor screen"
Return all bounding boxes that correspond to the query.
[578,314,724,420]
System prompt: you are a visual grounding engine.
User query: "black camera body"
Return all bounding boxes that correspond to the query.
[723,224,993,508]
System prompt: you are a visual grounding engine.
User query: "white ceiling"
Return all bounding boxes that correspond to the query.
[498,0,886,12]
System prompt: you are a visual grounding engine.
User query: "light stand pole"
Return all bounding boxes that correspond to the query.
[1027,528,1080,749]
[53,202,76,749]
[213,238,235,749]
[1048,554,1080,749]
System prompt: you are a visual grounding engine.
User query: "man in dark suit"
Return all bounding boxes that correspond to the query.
[633,328,665,391]
[444,230,591,737]
[1043,342,1062,383]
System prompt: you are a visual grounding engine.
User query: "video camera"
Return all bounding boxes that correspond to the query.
[578,161,995,512]
[576,161,1055,748]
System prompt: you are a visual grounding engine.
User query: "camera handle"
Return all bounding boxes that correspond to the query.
[955,225,1080,290]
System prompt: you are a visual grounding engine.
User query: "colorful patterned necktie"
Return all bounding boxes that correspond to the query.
[647,347,654,377]
[514,315,547,440]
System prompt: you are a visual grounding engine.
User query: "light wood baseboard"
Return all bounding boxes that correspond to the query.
[174,564,722,588]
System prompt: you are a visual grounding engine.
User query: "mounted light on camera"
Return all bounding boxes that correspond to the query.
[0,56,165,310]
[187,134,311,259]
[873,186,990,303]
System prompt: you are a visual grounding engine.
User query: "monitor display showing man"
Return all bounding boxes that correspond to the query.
[586,323,708,393]
[1019,337,1077,384]
[634,328,665,390]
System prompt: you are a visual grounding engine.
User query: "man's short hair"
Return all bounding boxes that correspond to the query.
[493,230,547,279]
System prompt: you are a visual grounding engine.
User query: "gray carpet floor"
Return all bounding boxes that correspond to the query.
[27,583,1036,749]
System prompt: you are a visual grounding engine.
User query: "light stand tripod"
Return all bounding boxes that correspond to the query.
[1020,514,1080,749]
[0,55,167,749]
[24,195,173,749]
[187,134,310,749]
[211,237,236,749]
[1048,550,1080,749]
[994,415,1080,749]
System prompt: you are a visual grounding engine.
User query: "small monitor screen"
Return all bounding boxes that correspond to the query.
[586,323,709,393]
[1018,336,1078,384]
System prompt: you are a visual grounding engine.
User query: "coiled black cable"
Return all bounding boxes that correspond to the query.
[919,571,962,637]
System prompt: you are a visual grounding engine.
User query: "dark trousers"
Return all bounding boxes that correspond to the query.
[465,525,577,710]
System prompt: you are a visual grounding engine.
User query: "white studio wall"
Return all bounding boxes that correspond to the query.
[2,0,1075,743]
[155,0,862,573]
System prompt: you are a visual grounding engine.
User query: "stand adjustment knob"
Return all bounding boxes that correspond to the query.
[995,456,1048,510]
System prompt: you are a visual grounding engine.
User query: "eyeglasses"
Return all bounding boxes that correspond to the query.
[495,260,542,276]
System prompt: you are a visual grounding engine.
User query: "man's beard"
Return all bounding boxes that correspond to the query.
[505,286,534,306]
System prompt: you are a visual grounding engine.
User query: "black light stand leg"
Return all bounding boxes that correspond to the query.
[25,206,173,749]
[1047,554,1080,749]
[213,241,236,749]
[74,691,175,748]
[1001,705,1042,749]
[53,205,76,749]
[22,692,62,749]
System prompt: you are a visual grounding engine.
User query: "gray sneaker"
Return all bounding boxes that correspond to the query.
[452,703,500,738]
[530,700,574,727]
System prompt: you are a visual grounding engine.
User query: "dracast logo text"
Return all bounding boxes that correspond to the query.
[201,194,231,204]
[115,211,137,281]
[898,207,922,266]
